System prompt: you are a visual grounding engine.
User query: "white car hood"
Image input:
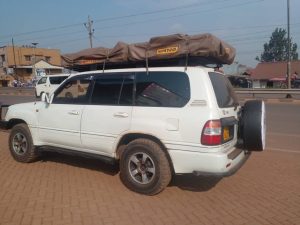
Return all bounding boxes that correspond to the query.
[5,101,44,121]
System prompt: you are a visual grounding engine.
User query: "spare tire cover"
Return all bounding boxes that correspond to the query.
[242,100,266,151]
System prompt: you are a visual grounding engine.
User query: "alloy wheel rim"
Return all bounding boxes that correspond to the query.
[12,133,28,155]
[128,152,156,185]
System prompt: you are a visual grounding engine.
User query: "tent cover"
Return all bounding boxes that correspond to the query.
[62,33,236,67]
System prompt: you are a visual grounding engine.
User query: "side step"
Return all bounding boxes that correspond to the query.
[38,146,117,165]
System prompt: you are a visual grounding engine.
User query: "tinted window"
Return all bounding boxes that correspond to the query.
[91,74,133,105]
[209,72,239,108]
[135,72,190,107]
[49,76,68,84]
[52,77,91,104]
[37,77,47,84]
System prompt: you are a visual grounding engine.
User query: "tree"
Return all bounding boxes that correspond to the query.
[256,28,298,62]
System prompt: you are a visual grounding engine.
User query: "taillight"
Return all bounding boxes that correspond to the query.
[201,120,222,145]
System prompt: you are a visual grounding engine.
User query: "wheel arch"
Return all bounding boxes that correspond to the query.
[116,133,175,174]
[7,118,27,129]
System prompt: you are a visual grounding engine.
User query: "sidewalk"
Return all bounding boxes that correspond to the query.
[0,131,299,225]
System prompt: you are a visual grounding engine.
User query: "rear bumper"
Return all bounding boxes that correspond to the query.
[168,147,250,176]
[193,150,250,177]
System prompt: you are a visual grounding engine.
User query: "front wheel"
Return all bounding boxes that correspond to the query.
[120,139,172,195]
[9,123,38,163]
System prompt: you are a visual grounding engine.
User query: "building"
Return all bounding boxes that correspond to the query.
[250,60,300,88]
[0,45,63,86]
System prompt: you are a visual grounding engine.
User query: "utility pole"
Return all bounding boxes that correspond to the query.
[11,38,18,80]
[31,42,38,79]
[84,16,94,48]
[287,0,291,89]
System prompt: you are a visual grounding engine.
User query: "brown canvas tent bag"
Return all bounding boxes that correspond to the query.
[62,33,235,67]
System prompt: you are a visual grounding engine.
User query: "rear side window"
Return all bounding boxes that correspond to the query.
[49,76,68,84]
[91,74,134,105]
[135,72,190,107]
[209,72,239,108]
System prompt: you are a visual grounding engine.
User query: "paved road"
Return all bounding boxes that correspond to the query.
[0,95,37,105]
[0,96,299,225]
[266,103,300,153]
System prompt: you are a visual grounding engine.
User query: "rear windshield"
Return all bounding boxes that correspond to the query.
[209,72,239,108]
[49,76,68,84]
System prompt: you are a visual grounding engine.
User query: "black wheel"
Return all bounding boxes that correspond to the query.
[241,100,266,151]
[120,138,172,195]
[9,123,38,163]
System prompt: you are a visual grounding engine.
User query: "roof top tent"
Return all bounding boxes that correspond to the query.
[61,33,236,72]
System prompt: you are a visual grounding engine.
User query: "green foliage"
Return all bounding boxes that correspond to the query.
[256,28,298,62]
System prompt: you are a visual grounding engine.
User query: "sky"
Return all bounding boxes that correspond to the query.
[0,0,299,68]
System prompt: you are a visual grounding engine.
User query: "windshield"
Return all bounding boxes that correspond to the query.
[209,72,239,108]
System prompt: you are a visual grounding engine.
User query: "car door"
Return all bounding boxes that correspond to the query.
[81,73,134,156]
[38,75,92,149]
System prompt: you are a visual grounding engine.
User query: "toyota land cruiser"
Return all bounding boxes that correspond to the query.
[0,33,266,195]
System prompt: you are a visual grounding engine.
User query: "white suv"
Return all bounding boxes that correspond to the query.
[35,74,69,97]
[0,66,266,195]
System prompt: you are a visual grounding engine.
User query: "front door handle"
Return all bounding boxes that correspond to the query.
[113,112,129,118]
[68,110,79,115]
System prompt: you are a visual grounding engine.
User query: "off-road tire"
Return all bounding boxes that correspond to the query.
[120,138,172,195]
[9,123,38,163]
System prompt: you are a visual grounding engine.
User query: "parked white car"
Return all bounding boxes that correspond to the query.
[0,66,266,195]
[35,74,69,97]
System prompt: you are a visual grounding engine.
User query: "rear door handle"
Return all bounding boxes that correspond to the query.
[113,112,129,118]
[68,110,79,115]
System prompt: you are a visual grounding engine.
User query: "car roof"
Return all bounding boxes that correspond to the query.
[43,74,70,77]
[68,66,214,79]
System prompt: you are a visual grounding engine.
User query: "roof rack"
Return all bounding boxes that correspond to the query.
[68,57,224,72]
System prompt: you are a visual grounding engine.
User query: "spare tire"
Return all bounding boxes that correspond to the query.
[241,100,266,151]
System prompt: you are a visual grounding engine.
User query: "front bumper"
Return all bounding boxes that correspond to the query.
[168,147,250,176]
[0,120,8,129]
[0,105,9,129]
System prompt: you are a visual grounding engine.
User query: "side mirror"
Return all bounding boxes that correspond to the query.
[41,93,53,104]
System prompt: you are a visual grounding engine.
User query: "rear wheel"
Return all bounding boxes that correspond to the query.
[9,123,38,163]
[120,138,171,195]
